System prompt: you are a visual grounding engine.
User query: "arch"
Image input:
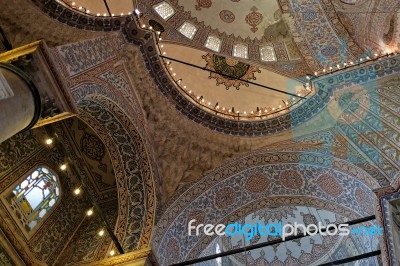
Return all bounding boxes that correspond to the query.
[71,82,156,251]
[152,148,379,264]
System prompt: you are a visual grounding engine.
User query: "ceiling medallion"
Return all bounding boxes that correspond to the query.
[245,6,264,33]
[202,53,260,90]
[195,0,213,11]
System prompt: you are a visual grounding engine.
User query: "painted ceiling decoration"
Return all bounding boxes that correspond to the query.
[207,206,379,265]
[16,0,400,138]
[152,146,379,264]
[202,53,261,90]
[2,1,400,265]
[124,19,400,135]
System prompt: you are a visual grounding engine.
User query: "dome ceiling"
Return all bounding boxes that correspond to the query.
[59,0,133,16]
[161,43,307,116]
[174,0,285,41]
[138,0,311,78]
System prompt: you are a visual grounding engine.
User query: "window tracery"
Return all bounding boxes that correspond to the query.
[6,166,60,231]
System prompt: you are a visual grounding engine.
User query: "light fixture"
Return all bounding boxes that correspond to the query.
[98,229,105,236]
[134,9,140,15]
[45,138,53,145]
[86,209,94,216]
[60,164,67,171]
[74,187,81,195]
[110,250,115,256]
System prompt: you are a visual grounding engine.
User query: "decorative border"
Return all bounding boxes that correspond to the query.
[31,0,125,31]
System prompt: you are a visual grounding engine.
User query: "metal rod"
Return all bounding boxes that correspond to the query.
[171,215,376,266]
[47,127,125,255]
[0,26,12,50]
[318,250,381,266]
[159,55,307,100]
[103,0,112,16]
[66,156,125,254]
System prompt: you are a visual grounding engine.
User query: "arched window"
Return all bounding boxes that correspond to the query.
[7,166,60,231]
[215,243,222,266]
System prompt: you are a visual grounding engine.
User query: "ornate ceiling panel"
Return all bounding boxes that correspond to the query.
[151,148,378,264]
[332,0,400,53]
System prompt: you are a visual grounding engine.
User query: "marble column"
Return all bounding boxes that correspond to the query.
[0,63,40,143]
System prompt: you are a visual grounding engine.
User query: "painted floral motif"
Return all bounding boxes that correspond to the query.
[215,187,235,209]
[245,6,263,33]
[280,170,304,189]
[254,206,297,222]
[202,53,260,90]
[81,133,105,161]
[355,188,374,214]
[219,10,235,23]
[245,173,270,193]
[187,210,205,231]
[195,0,212,11]
[165,238,180,265]
[317,174,343,197]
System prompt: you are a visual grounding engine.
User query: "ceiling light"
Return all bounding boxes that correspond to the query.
[60,164,67,171]
[110,250,115,256]
[86,209,93,216]
[45,138,53,145]
[74,188,81,195]
[98,229,105,236]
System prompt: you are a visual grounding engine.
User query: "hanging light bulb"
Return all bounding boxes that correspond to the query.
[45,138,53,145]
[98,229,105,236]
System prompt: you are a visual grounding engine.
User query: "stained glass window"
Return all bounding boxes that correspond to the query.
[178,22,197,39]
[8,166,60,231]
[205,36,222,52]
[233,44,248,59]
[153,2,175,20]
[260,46,277,62]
